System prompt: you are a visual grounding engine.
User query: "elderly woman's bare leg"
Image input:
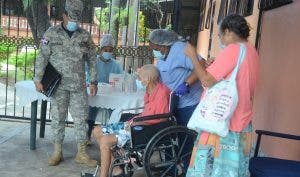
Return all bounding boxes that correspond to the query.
[99,134,120,177]
[92,126,103,144]
[92,125,124,176]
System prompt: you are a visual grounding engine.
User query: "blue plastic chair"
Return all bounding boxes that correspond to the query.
[249,130,300,177]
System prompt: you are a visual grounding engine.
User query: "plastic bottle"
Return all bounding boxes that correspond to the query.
[124,66,137,92]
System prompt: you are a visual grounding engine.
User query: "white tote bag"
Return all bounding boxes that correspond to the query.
[187,44,246,137]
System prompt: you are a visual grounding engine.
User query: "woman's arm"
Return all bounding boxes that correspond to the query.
[185,43,217,87]
[185,66,201,86]
[185,57,215,86]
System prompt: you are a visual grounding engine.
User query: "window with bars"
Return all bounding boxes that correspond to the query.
[203,0,216,30]
[198,0,207,31]
[228,0,254,16]
[218,0,254,24]
[259,0,293,11]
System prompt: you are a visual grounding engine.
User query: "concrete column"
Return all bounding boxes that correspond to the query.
[127,0,139,47]
[109,0,120,43]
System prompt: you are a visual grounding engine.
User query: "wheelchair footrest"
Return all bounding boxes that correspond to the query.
[81,165,99,177]
[81,172,94,177]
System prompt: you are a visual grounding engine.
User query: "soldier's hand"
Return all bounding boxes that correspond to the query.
[90,84,98,96]
[34,81,44,93]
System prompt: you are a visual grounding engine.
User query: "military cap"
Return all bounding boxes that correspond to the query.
[65,0,83,21]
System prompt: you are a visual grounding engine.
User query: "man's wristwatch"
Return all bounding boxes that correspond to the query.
[184,81,190,88]
[90,81,98,86]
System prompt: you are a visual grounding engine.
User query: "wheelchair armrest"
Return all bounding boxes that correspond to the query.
[120,107,144,112]
[132,113,174,122]
[254,130,300,157]
[118,107,144,121]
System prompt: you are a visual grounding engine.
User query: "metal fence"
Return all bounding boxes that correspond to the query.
[0,0,176,121]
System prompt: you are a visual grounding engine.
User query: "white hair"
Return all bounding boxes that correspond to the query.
[139,64,160,83]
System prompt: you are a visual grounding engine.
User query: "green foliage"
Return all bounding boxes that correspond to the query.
[165,24,172,30]
[138,11,150,42]
[95,6,151,43]
[8,50,37,68]
[95,7,111,32]
[0,45,17,62]
[6,50,37,80]
[0,69,34,81]
[22,0,31,10]
[0,45,16,54]
[0,45,36,81]
[95,6,128,31]
[113,7,129,27]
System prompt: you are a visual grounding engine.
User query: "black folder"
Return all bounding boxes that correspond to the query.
[41,62,62,97]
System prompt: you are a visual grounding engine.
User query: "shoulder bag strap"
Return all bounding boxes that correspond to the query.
[229,43,247,81]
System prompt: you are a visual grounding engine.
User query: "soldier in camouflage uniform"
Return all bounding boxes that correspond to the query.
[34,0,98,167]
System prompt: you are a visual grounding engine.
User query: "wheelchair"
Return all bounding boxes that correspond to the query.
[82,93,198,177]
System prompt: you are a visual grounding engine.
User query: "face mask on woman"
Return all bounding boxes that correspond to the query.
[219,33,226,49]
[219,42,226,49]
[66,21,78,32]
[102,52,113,60]
[153,50,166,61]
[136,79,146,91]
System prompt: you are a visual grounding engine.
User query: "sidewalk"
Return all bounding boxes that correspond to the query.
[0,120,145,177]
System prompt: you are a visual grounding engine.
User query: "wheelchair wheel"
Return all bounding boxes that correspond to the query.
[143,126,197,177]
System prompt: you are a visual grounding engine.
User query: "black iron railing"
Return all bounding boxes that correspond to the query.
[0,0,164,121]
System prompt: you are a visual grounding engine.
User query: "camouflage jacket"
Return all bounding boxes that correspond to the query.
[34,24,97,91]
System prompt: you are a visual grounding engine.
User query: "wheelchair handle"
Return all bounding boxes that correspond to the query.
[132,113,174,122]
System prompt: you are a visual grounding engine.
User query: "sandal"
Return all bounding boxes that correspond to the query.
[112,166,125,177]
[112,174,124,177]
[112,171,125,177]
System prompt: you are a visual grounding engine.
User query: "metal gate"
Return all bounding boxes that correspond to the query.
[0,0,176,121]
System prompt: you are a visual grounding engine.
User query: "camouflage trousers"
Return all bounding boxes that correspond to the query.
[51,88,88,144]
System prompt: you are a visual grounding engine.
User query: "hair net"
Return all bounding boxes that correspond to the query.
[99,34,115,48]
[149,29,180,46]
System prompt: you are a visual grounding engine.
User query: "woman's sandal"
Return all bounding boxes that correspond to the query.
[112,171,125,177]
[112,166,125,177]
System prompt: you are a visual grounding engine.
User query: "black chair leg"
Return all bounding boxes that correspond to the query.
[87,120,95,139]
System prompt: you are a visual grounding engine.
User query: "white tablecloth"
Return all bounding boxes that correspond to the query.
[15,80,50,106]
[15,80,144,123]
[88,83,144,123]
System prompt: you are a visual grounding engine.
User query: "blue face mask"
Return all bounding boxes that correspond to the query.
[66,21,78,32]
[219,33,226,49]
[102,52,113,60]
[136,79,146,91]
[153,50,166,60]
[219,42,226,49]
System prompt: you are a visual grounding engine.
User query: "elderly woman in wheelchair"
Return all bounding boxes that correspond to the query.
[92,64,173,177]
